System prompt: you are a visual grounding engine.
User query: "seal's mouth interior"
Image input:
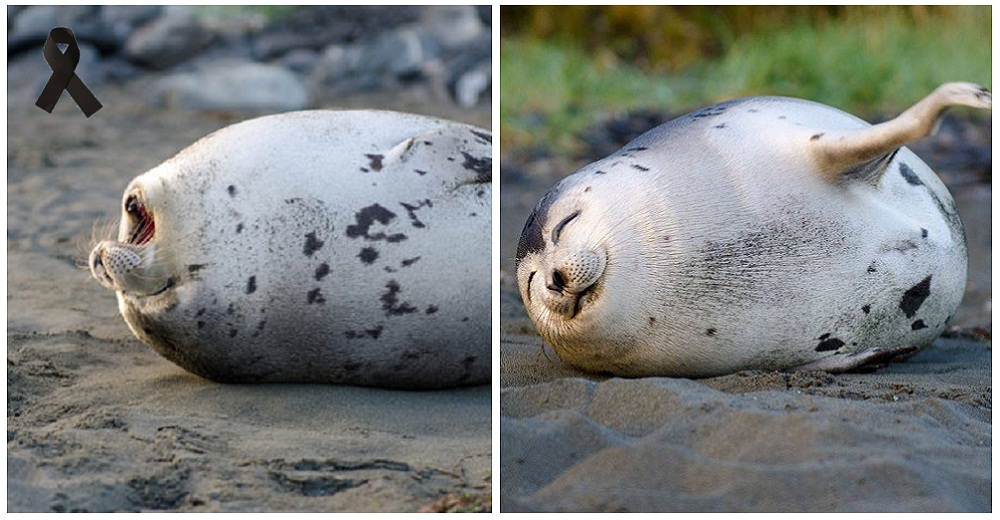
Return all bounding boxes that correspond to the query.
[125,194,154,245]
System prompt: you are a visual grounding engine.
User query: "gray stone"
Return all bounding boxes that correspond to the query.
[100,5,162,35]
[420,6,485,51]
[159,61,309,112]
[312,27,440,88]
[11,5,96,36]
[124,13,213,70]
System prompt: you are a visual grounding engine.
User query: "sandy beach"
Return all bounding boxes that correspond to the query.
[7,48,491,512]
[498,111,992,512]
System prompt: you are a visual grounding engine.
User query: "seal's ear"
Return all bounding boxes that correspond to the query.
[379,126,491,188]
[810,82,991,184]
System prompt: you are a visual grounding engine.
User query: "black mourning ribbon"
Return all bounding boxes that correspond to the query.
[35,27,102,117]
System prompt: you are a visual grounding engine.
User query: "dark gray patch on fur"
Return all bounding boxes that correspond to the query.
[246,276,256,294]
[632,164,650,172]
[381,280,416,316]
[921,228,928,238]
[460,152,491,182]
[187,264,205,274]
[227,185,236,197]
[236,223,243,234]
[315,263,330,280]
[401,256,420,267]
[816,337,845,352]
[706,328,717,336]
[470,130,491,144]
[515,186,562,267]
[414,169,427,176]
[365,154,384,172]
[900,275,932,318]
[308,288,326,305]
[400,199,433,228]
[810,133,824,141]
[303,232,324,256]
[345,325,383,339]
[862,304,871,314]
[358,247,378,264]
[425,305,438,314]
[911,320,927,330]
[228,329,238,338]
[899,162,924,186]
[346,204,406,242]
[714,123,727,129]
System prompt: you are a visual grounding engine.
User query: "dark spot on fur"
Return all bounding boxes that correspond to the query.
[246,276,256,294]
[862,304,871,314]
[810,133,824,141]
[714,123,727,129]
[345,325,383,339]
[778,115,787,120]
[197,321,205,329]
[414,169,427,175]
[227,185,236,197]
[365,153,384,172]
[425,305,438,314]
[236,223,243,234]
[196,308,206,317]
[346,204,406,242]
[899,162,924,186]
[691,105,727,118]
[819,333,831,340]
[380,280,416,316]
[625,146,648,152]
[912,320,928,330]
[900,275,932,318]
[921,228,928,238]
[308,288,326,305]
[401,256,420,267]
[470,129,491,144]
[187,264,205,274]
[748,108,759,113]
[143,327,153,335]
[648,317,656,326]
[226,303,235,315]
[462,317,469,322]
[400,200,432,228]
[229,329,238,338]
[706,328,717,336]
[257,320,266,331]
[303,232,324,256]
[358,247,379,264]
[631,164,650,172]
[584,186,591,193]
[460,152,491,182]
[816,337,845,352]
[595,170,606,175]
[315,263,330,280]
[867,263,877,273]
[360,167,369,173]
[515,187,562,267]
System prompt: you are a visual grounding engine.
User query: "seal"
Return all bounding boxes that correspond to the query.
[515,82,990,377]
[90,110,491,388]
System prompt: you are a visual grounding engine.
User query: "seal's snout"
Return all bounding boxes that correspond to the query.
[542,248,606,319]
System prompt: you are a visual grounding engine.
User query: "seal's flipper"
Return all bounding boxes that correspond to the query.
[789,345,920,374]
[811,82,991,183]
[379,126,491,189]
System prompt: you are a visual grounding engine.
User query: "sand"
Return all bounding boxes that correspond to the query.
[498,115,992,512]
[7,55,491,512]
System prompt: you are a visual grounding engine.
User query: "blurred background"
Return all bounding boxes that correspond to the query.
[499,5,991,330]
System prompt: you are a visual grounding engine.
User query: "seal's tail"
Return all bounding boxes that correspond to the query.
[812,82,991,183]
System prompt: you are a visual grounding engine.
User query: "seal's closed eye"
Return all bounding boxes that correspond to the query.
[551,210,580,245]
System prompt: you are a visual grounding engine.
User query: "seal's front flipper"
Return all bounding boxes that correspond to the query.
[379,126,491,189]
[789,345,920,374]
[811,82,991,183]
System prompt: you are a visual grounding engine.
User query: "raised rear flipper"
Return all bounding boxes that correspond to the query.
[810,82,991,183]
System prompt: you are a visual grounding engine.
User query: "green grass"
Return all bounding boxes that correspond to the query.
[500,7,991,152]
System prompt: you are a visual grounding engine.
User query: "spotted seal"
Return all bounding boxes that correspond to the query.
[90,110,491,388]
[515,82,990,377]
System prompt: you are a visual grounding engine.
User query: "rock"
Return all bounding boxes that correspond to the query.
[278,48,319,73]
[124,13,214,70]
[11,5,96,36]
[421,6,485,51]
[445,33,491,107]
[99,6,162,40]
[313,27,440,89]
[159,61,309,111]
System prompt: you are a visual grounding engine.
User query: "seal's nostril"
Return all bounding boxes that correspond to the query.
[547,270,566,293]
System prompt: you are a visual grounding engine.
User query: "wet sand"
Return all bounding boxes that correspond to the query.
[7,55,490,512]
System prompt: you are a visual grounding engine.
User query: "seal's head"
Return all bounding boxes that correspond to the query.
[89,180,175,297]
[514,182,610,334]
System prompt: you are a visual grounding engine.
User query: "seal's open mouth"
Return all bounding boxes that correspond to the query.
[125,194,154,245]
